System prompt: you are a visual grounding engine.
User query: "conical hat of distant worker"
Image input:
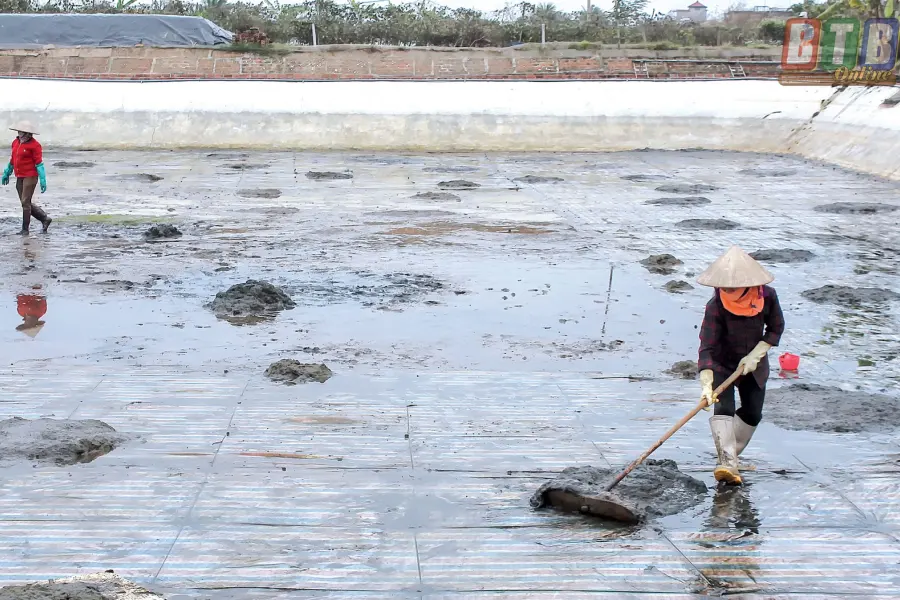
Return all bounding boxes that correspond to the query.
[696,245,774,288]
[9,121,38,135]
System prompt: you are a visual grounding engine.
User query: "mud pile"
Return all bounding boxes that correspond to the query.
[646,196,710,207]
[530,459,707,523]
[621,174,669,182]
[802,285,900,306]
[265,360,333,384]
[306,171,353,180]
[676,219,739,230]
[514,175,564,184]
[207,280,296,318]
[119,173,163,183]
[667,360,698,379]
[0,418,124,466]
[640,254,682,275]
[53,161,95,169]
[143,224,181,240]
[814,202,900,214]
[750,249,815,263]
[665,280,694,294]
[656,183,719,194]
[766,384,900,433]
[0,572,164,600]
[238,188,282,199]
[438,180,480,190]
[412,191,461,201]
[738,168,797,177]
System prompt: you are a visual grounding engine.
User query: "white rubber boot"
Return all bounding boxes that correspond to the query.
[710,415,742,485]
[734,415,757,457]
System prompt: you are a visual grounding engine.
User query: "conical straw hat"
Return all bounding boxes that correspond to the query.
[9,121,38,135]
[696,246,774,288]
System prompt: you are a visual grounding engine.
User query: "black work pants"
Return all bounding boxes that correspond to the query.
[713,371,765,426]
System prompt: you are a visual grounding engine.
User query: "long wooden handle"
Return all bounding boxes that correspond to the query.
[605,368,743,492]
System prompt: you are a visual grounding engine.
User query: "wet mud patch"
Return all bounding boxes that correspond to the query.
[266,360,333,384]
[383,221,554,236]
[0,572,164,600]
[374,210,457,218]
[665,280,694,294]
[814,202,900,214]
[514,175,564,184]
[676,219,739,230]
[144,224,182,241]
[423,166,476,173]
[640,254,682,275]
[438,180,480,190]
[802,285,900,306]
[350,155,411,165]
[767,384,900,433]
[530,459,707,523]
[655,183,719,194]
[412,191,462,201]
[750,249,815,263]
[298,272,446,307]
[0,418,125,466]
[207,280,296,320]
[224,162,269,170]
[208,152,249,159]
[117,173,163,183]
[645,196,711,207]
[306,170,353,180]
[667,360,698,379]
[238,188,282,199]
[739,167,797,177]
[621,174,669,182]
[53,161,95,169]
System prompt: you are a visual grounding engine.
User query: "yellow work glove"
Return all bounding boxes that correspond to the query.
[700,369,716,411]
[738,341,772,376]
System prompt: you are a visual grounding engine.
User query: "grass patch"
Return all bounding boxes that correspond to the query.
[58,214,175,226]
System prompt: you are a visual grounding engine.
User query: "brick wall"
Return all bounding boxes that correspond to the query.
[0,46,782,81]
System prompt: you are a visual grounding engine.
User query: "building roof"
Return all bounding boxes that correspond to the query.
[689,1,707,6]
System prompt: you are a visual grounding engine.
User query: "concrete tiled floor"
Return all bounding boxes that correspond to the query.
[1,150,899,597]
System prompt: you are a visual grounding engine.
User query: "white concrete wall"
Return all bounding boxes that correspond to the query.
[1,78,898,179]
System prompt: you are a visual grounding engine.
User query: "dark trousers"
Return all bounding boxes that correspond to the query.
[16,176,48,231]
[713,371,765,426]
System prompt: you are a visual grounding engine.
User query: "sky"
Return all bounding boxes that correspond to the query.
[422,0,761,20]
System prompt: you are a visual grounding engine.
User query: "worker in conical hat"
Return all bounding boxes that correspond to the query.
[696,246,785,485]
[2,122,52,235]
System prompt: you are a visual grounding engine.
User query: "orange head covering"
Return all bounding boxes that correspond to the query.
[720,286,765,317]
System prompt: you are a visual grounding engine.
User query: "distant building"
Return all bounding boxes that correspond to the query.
[724,5,794,25]
[668,2,708,23]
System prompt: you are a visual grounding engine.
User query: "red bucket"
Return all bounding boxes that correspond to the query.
[779,352,800,370]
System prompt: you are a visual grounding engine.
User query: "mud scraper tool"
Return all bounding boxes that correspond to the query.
[551,367,742,524]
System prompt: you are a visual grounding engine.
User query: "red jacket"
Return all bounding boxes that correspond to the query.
[11,137,43,178]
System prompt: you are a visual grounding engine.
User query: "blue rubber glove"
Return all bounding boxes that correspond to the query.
[36,163,46,193]
[1,162,11,186]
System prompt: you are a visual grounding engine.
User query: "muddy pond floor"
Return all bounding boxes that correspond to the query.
[1,150,900,598]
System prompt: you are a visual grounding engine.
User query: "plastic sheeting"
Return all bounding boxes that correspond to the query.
[0,14,233,48]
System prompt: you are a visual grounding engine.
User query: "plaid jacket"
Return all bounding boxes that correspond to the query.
[698,285,785,387]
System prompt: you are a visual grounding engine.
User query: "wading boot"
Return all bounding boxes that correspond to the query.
[710,415,742,485]
[734,415,756,457]
[32,206,51,233]
[18,207,30,235]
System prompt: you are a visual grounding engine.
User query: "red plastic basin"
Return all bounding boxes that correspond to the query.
[779,352,800,370]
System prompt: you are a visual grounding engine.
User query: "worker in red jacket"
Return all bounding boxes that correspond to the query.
[2,122,52,235]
